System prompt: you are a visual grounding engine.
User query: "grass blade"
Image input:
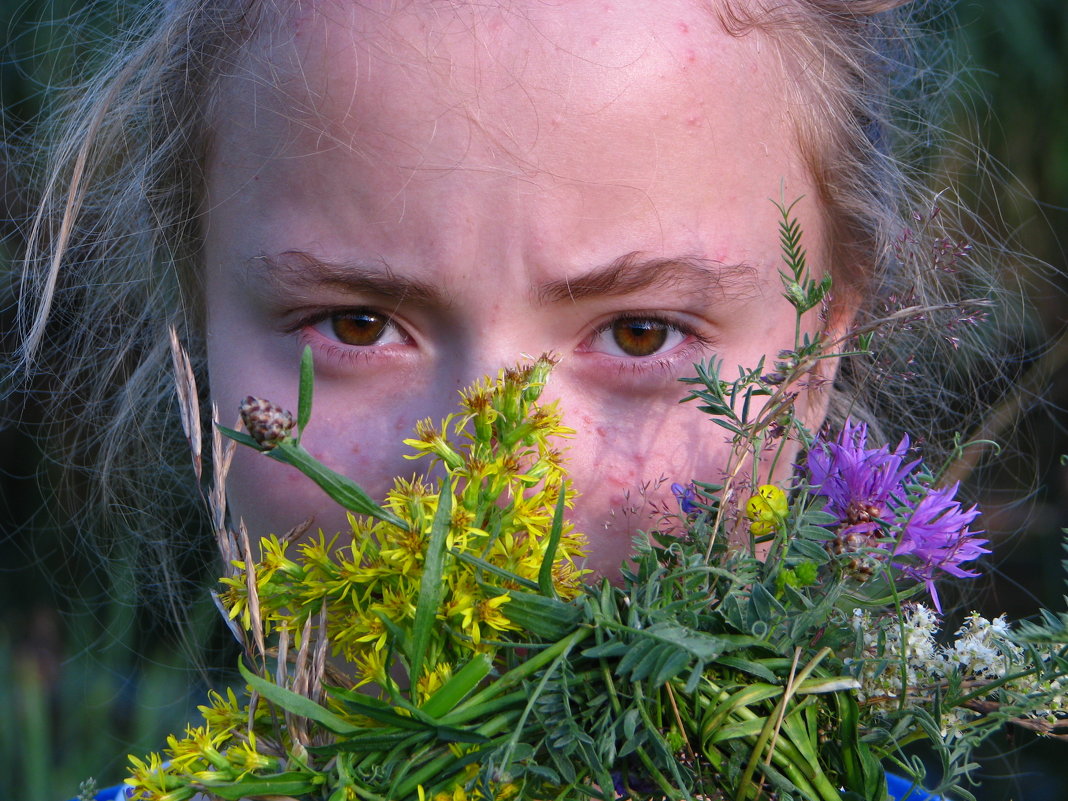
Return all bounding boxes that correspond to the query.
[297,345,314,438]
[409,475,453,691]
[538,488,567,598]
[420,654,493,718]
[239,660,360,735]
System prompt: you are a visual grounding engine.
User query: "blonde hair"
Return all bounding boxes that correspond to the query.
[7,0,1034,599]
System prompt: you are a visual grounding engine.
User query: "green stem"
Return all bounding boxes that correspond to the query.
[735,649,839,801]
[440,627,592,722]
[690,677,841,801]
[631,682,694,801]
[393,718,514,798]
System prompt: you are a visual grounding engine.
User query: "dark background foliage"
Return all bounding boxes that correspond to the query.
[2,1,1067,799]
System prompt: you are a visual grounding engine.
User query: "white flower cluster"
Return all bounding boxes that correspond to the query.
[848,604,944,709]
[847,604,1067,740]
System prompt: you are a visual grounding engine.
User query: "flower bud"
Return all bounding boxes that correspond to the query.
[239,396,295,449]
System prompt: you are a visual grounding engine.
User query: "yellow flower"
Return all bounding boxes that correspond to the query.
[379,530,427,577]
[416,662,454,703]
[331,547,387,602]
[404,416,464,469]
[746,484,789,536]
[459,594,515,645]
[349,610,391,652]
[257,534,302,586]
[352,647,389,688]
[126,751,169,796]
[441,576,478,623]
[298,531,340,578]
[166,725,230,771]
[371,585,416,622]
[196,687,255,736]
[433,784,472,801]
[495,782,520,799]
[226,732,278,776]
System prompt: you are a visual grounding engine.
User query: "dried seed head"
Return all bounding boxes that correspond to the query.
[240,396,295,449]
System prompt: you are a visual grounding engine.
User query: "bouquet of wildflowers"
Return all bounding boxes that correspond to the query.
[128,207,1068,801]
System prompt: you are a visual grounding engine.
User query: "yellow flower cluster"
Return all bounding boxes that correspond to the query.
[219,357,587,692]
[127,723,279,801]
[130,357,588,800]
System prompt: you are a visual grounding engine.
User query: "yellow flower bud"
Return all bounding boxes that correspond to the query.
[745,484,788,536]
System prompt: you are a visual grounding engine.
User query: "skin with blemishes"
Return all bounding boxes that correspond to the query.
[203,0,844,577]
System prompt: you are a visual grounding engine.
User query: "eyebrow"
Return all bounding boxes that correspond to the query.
[247,250,755,307]
[535,252,753,305]
[248,251,440,306]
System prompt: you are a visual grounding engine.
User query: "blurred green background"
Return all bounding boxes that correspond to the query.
[2,1,1067,799]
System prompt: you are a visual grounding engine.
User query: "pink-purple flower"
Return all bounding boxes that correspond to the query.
[891,483,986,610]
[806,421,988,611]
[807,421,919,538]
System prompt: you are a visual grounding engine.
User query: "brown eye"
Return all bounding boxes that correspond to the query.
[331,310,391,346]
[611,318,670,357]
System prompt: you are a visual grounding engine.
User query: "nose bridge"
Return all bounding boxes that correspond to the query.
[456,320,536,389]
[433,206,546,392]
[443,266,541,390]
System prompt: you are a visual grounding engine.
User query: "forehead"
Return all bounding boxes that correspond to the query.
[207,0,819,269]
[216,0,799,169]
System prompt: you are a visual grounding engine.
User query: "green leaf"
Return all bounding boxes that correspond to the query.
[502,590,582,641]
[297,345,314,437]
[837,692,864,790]
[217,425,261,451]
[238,660,360,735]
[328,687,427,730]
[777,703,820,768]
[699,683,782,741]
[539,488,567,598]
[309,730,420,754]
[800,511,839,527]
[451,550,539,591]
[420,654,493,718]
[432,725,492,744]
[714,655,779,683]
[266,441,406,527]
[789,537,833,560]
[409,475,453,690]
[197,772,322,799]
[617,639,655,677]
[652,648,693,686]
[639,622,736,661]
[581,641,630,659]
[705,716,766,744]
[749,582,786,625]
[795,675,860,694]
[859,740,886,800]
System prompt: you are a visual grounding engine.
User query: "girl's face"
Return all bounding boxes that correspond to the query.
[203,0,834,575]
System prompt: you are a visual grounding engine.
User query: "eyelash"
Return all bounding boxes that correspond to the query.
[585,314,714,375]
[287,308,412,369]
[289,308,713,374]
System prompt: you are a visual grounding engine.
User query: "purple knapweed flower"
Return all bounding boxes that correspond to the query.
[806,420,918,536]
[806,420,987,612]
[891,483,987,612]
[671,482,699,515]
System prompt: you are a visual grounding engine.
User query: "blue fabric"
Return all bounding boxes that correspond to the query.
[887,771,947,800]
[67,784,131,801]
